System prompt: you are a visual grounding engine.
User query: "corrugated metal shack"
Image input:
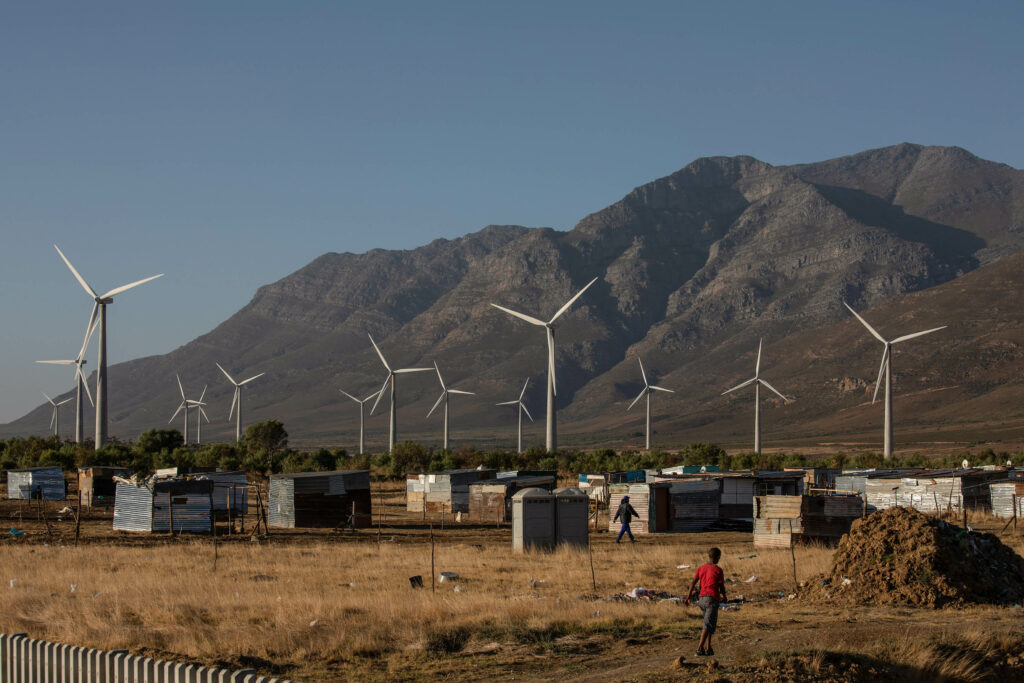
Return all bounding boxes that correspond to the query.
[406,468,496,513]
[6,467,65,500]
[78,466,130,508]
[469,474,557,523]
[498,469,558,479]
[269,470,371,528]
[577,470,645,503]
[607,479,722,534]
[753,494,863,548]
[990,480,1024,519]
[835,469,918,498]
[888,471,1007,511]
[650,471,805,522]
[113,477,214,533]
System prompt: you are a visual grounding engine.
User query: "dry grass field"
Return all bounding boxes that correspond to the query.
[1,482,1023,682]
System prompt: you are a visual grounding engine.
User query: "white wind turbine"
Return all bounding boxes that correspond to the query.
[491,276,598,452]
[340,388,381,455]
[843,302,946,460]
[368,334,432,452]
[36,317,95,443]
[42,392,73,438]
[496,378,533,454]
[168,375,209,445]
[626,358,674,450]
[54,244,163,448]
[216,363,265,442]
[426,362,475,451]
[721,339,793,454]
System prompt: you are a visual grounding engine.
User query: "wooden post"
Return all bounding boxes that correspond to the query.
[1014,494,1018,530]
[588,532,597,592]
[75,486,82,546]
[790,538,798,593]
[260,481,270,535]
[441,504,445,530]
[430,523,435,594]
[962,506,968,531]
[226,486,233,535]
[932,493,940,518]
[168,491,175,536]
[210,489,218,572]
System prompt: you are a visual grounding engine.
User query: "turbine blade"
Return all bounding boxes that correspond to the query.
[496,400,519,406]
[77,366,95,407]
[518,378,530,401]
[239,372,264,385]
[891,326,947,344]
[448,389,474,395]
[650,385,674,393]
[548,276,598,324]
[722,377,757,395]
[427,391,445,418]
[843,301,887,343]
[394,367,432,374]
[362,389,381,403]
[872,346,888,404]
[521,403,534,421]
[176,374,185,400]
[100,274,164,299]
[169,402,185,423]
[489,303,546,327]
[57,398,73,406]
[54,245,98,298]
[755,338,763,376]
[370,376,390,415]
[199,406,210,423]
[77,302,99,362]
[41,391,55,405]
[547,328,557,396]
[50,409,56,430]
[759,378,791,402]
[340,389,360,403]
[228,388,238,420]
[36,360,75,365]
[216,363,237,385]
[638,358,648,386]
[627,387,647,411]
[433,361,445,390]
[367,334,391,372]
[198,384,207,402]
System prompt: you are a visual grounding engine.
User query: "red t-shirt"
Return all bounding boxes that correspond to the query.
[694,563,724,600]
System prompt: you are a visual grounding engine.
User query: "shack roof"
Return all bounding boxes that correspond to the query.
[6,466,63,473]
[270,469,369,480]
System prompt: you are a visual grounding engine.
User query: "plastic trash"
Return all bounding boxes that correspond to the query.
[841,577,852,586]
[409,575,424,589]
[737,554,758,559]
[70,584,77,593]
[9,528,25,536]
[453,585,465,593]
[676,564,692,569]
[8,579,17,588]
[438,571,459,583]
[309,620,318,627]
[744,575,759,583]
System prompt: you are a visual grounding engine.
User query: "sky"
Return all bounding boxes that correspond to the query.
[1,1,1021,423]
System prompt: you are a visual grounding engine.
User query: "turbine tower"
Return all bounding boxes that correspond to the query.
[36,317,95,443]
[496,378,533,454]
[193,386,210,445]
[626,358,674,450]
[216,363,265,442]
[843,302,946,459]
[340,388,381,455]
[42,392,73,439]
[491,276,598,452]
[721,339,792,454]
[368,334,432,452]
[54,245,163,448]
[426,362,475,451]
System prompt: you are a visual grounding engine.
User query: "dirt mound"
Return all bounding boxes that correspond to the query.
[808,506,1024,607]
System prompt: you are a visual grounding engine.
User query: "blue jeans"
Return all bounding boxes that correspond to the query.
[617,522,634,542]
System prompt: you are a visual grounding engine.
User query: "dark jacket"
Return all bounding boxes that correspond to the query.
[613,498,639,525]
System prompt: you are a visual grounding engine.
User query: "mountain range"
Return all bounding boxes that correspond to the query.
[6,143,1024,454]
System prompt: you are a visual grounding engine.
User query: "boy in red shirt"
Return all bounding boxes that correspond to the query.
[684,547,726,656]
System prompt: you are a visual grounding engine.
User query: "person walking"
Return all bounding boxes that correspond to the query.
[612,495,639,543]
[684,547,726,656]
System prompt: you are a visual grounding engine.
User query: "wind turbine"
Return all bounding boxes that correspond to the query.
[490,276,598,452]
[36,317,95,443]
[721,339,792,454]
[216,363,265,442]
[368,334,432,452]
[496,379,533,454]
[843,302,946,459]
[426,362,475,451]
[626,358,674,450]
[42,392,73,438]
[340,388,381,455]
[53,245,163,448]
[169,375,209,445]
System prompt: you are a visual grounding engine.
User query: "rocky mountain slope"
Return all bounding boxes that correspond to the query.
[6,143,1023,452]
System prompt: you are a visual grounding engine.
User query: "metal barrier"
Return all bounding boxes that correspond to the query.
[0,633,290,683]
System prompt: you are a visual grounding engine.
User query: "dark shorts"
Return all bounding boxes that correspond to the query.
[697,595,719,634]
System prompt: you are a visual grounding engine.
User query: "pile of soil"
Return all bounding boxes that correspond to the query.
[808,506,1024,607]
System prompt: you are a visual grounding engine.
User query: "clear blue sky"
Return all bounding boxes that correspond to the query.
[1,1,1020,423]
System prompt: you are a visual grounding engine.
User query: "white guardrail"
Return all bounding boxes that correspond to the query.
[1,633,291,683]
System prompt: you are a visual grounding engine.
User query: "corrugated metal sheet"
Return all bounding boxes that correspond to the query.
[112,481,154,532]
[407,469,495,512]
[991,482,1024,519]
[112,479,213,533]
[268,477,294,528]
[6,468,64,500]
[469,475,556,523]
[667,480,720,532]
[753,494,862,548]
